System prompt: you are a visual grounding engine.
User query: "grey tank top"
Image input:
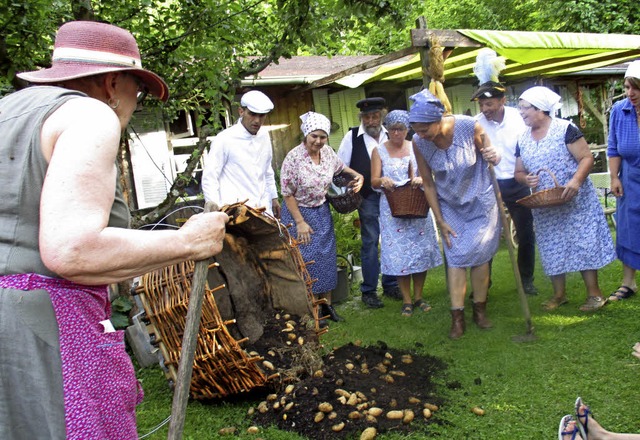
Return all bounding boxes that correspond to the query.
[0,86,130,277]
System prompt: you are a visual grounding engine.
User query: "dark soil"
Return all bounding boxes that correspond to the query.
[247,313,449,439]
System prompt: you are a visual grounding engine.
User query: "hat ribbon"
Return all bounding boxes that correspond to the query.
[53,47,142,68]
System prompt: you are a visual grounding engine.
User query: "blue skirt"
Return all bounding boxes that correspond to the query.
[281,202,337,294]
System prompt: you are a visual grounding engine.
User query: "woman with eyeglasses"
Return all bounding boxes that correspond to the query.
[370,110,442,317]
[410,90,501,339]
[0,22,228,439]
[514,86,614,313]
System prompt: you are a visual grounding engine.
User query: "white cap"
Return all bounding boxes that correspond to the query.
[240,90,274,114]
[624,60,640,80]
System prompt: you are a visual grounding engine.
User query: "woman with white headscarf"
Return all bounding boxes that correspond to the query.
[371,110,442,317]
[280,112,363,323]
[607,60,640,302]
[514,86,615,312]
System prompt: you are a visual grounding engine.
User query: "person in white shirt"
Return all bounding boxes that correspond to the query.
[473,81,538,295]
[202,90,280,217]
[337,97,400,308]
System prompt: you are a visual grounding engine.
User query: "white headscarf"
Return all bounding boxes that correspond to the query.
[519,86,562,116]
[625,60,640,80]
[300,111,331,137]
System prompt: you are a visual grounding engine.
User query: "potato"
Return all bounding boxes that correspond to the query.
[332,422,345,432]
[313,370,324,378]
[408,397,421,404]
[284,402,294,411]
[346,363,355,370]
[349,410,362,420]
[424,403,439,412]
[266,393,277,402]
[347,393,358,406]
[402,409,415,424]
[368,407,383,417]
[314,412,325,423]
[334,388,350,398]
[328,411,338,420]
[262,360,275,371]
[218,427,236,435]
[386,410,404,420]
[390,370,406,377]
[360,427,377,440]
[389,398,398,408]
[247,407,255,416]
[423,408,432,419]
[287,332,297,341]
[318,402,333,413]
[384,352,393,359]
[284,384,295,394]
[246,426,260,434]
[257,401,268,414]
[471,406,485,416]
[337,396,347,405]
[365,414,378,424]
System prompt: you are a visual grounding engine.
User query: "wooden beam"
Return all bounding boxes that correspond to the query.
[298,46,418,91]
[411,29,483,48]
[416,17,431,89]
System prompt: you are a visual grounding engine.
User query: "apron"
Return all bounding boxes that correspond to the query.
[0,273,142,440]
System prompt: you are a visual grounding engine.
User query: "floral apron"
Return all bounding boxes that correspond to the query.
[0,273,142,440]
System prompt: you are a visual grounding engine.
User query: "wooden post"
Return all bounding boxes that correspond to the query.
[167,201,219,439]
[416,16,431,89]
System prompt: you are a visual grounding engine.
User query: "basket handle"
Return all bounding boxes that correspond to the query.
[535,168,561,189]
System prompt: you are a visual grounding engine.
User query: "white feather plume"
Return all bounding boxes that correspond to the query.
[473,48,506,84]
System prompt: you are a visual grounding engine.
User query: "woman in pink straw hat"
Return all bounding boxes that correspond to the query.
[0,21,228,440]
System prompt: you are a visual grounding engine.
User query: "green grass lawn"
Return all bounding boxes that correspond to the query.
[135,232,639,439]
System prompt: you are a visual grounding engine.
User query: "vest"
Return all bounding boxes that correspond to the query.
[0,86,130,277]
[349,127,374,198]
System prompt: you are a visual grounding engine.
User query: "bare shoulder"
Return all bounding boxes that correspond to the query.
[41,97,121,160]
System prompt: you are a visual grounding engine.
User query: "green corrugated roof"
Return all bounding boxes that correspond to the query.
[357,29,640,87]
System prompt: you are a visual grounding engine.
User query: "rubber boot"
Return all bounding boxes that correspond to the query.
[472,301,493,329]
[323,304,344,322]
[449,309,465,340]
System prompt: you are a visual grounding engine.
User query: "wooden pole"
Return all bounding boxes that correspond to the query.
[487,164,535,340]
[168,201,219,439]
[416,16,431,90]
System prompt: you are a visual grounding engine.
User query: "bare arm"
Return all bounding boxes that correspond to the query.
[609,156,623,197]
[341,165,364,193]
[413,141,456,248]
[564,137,594,200]
[39,98,228,285]
[514,157,539,188]
[370,147,393,190]
[282,195,312,243]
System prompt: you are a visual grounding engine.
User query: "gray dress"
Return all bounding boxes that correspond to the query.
[0,86,130,440]
[413,116,500,267]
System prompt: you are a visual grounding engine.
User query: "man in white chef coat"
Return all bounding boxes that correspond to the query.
[202,90,280,216]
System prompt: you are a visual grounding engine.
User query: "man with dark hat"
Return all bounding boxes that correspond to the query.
[337,97,400,308]
[472,82,538,295]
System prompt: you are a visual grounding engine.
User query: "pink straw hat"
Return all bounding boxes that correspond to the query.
[17,21,169,102]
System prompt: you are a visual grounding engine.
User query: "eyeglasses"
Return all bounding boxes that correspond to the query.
[388,127,407,133]
[129,74,148,105]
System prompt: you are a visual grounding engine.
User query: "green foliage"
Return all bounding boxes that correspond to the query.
[111,295,133,329]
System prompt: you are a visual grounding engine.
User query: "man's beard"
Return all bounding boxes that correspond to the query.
[364,124,382,138]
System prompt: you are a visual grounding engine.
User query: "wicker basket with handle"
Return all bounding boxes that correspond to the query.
[326,172,362,214]
[516,168,567,209]
[383,161,429,218]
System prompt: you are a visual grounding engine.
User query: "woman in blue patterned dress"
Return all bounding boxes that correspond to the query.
[607,60,640,301]
[370,110,443,317]
[280,112,364,323]
[514,86,615,312]
[409,90,501,339]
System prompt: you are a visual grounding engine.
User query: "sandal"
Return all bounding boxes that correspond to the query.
[401,303,413,317]
[574,397,590,439]
[579,296,607,312]
[542,296,569,311]
[558,414,580,440]
[413,299,432,313]
[609,285,636,301]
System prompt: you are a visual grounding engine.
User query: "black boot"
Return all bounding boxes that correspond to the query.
[323,303,344,322]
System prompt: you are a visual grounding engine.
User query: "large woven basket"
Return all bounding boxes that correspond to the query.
[326,173,362,214]
[384,182,429,218]
[516,168,567,209]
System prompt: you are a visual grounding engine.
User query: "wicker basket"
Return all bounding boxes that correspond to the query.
[384,182,429,218]
[326,173,362,214]
[516,168,567,209]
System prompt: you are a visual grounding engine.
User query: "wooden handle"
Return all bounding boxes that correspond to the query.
[168,201,218,440]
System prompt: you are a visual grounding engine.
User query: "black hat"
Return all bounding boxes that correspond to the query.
[470,81,506,101]
[356,97,386,113]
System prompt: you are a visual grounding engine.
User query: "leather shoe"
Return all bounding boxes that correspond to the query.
[383,285,402,300]
[323,304,344,322]
[522,279,538,295]
[362,293,384,309]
